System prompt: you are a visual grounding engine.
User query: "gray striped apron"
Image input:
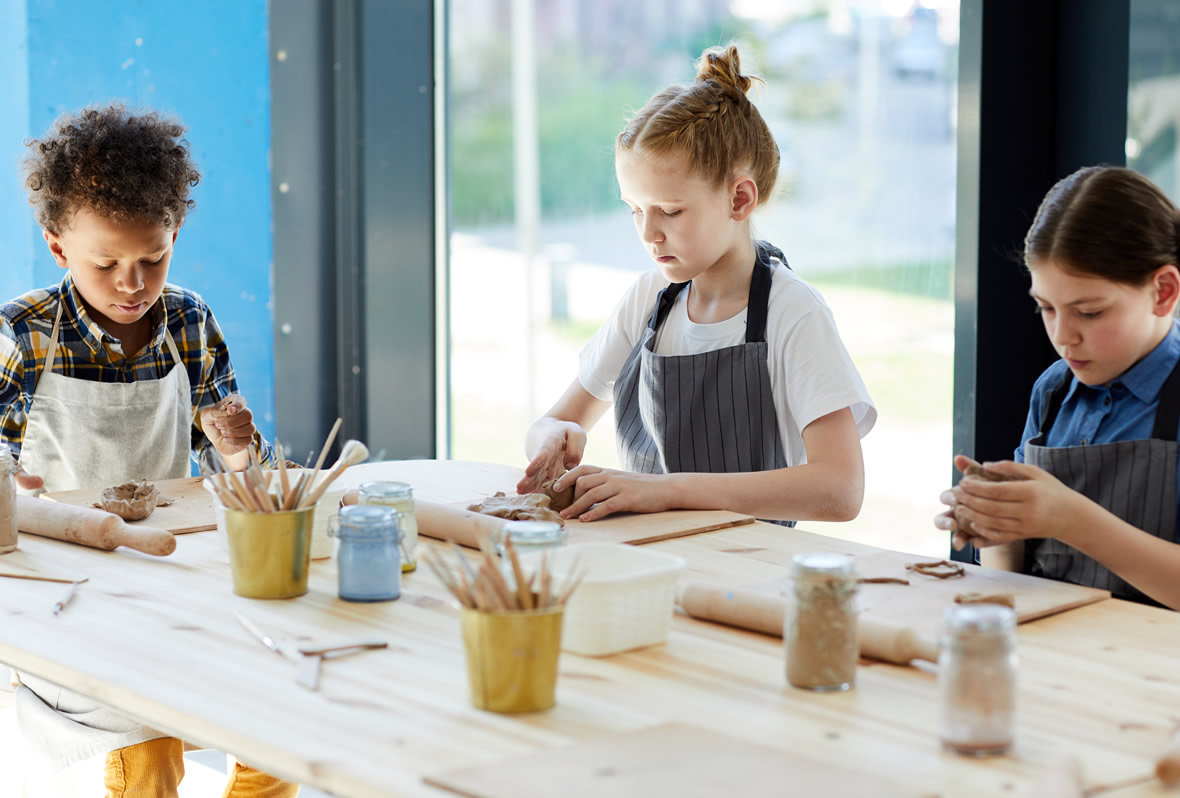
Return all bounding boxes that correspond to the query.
[613,242,794,526]
[1023,361,1180,605]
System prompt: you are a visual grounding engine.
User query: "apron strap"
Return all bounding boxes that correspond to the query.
[648,280,690,333]
[1037,373,1072,435]
[645,240,784,342]
[1039,357,1180,441]
[1151,357,1180,440]
[43,304,64,376]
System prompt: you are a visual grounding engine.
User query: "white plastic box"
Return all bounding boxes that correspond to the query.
[521,542,686,657]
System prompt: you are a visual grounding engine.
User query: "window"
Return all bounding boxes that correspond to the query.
[447,0,959,556]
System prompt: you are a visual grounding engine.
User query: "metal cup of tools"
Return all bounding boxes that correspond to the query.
[224,506,314,599]
[460,601,564,713]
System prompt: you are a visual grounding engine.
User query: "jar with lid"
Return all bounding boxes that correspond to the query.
[785,552,859,691]
[938,603,1018,755]
[358,481,418,572]
[330,505,403,602]
[0,449,15,554]
[493,520,568,558]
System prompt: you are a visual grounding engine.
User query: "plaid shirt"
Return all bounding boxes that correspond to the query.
[0,275,273,474]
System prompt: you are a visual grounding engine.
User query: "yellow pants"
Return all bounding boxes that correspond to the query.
[103,737,300,798]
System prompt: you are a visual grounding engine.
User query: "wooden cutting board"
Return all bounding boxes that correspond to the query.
[341,461,756,546]
[744,536,1110,640]
[560,510,754,546]
[425,723,912,798]
[40,476,216,534]
[36,461,756,543]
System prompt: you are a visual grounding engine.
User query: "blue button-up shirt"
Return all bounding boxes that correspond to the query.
[1015,320,1180,534]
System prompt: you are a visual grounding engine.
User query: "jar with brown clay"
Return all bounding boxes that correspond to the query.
[938,603,1018,755]
[785,552,859,691]
[0,449,16,554]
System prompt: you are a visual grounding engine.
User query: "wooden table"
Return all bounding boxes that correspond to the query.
[0,461,1176,797]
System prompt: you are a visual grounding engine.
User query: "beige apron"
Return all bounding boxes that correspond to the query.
[13,302,193,770]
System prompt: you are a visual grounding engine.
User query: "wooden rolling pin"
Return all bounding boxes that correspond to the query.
[413,499,508,549]
[16,496,176,556]
[676,582,940,665]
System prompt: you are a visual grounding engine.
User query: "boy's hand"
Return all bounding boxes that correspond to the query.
[935,454,975,550]
[949,460,1078,546]
[200,395,257,462]
[14,464,43,492]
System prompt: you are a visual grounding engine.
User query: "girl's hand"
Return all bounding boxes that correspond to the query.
[950,460,1083,547]
[517,421,586,495]
[199,395,257,460]
[557,466,675,522]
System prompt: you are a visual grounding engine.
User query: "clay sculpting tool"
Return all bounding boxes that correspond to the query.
[0,572,89,585]
[52,580,82,615]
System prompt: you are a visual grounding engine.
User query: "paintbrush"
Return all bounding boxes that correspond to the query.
[298,440,370,508]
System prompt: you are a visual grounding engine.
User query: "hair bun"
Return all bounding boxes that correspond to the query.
[695,44,752,95]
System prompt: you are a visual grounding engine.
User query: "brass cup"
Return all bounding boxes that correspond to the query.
[224,506,314,599]
[460,603,563,713]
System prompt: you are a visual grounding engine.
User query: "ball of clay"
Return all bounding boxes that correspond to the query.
[956,464,1024,537]
[540,478,575,513]
[94,479,161,521]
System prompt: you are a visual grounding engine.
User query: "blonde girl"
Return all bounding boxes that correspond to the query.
[519,45,876,524]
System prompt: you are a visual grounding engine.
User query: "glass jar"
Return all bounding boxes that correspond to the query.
[492,520,568,557]
[938,603,1018,755]
[330,505,403,602]
[785,552,859,691]
[358,481,418,572]
[0,449,15,554]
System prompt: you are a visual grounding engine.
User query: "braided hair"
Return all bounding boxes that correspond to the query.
[616,44,779,206]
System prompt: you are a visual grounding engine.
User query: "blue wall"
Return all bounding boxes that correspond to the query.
[1,0,275,440]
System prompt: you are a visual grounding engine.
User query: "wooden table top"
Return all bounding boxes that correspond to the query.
[0,460,1176,797]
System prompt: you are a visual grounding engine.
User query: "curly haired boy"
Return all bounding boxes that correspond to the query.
[1,104,294,796]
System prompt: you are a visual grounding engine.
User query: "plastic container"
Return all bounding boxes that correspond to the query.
[520,542,685,656]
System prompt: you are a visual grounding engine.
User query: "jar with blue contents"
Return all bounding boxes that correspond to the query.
[331,505,403,602]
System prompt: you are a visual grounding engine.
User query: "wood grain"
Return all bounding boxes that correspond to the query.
[0,459,1171,798]
[425,723,910,798]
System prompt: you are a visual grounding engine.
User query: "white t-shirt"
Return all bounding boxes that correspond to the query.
[578,260,876,468]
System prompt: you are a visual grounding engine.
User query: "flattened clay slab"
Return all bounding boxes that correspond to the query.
[467,491,564,524]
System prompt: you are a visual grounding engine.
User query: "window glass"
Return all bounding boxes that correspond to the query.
[448,0,958,556]
[1128,1,1180,201]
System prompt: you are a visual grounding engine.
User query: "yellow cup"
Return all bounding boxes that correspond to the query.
[224,506,314,599]
[460,604,563,713]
